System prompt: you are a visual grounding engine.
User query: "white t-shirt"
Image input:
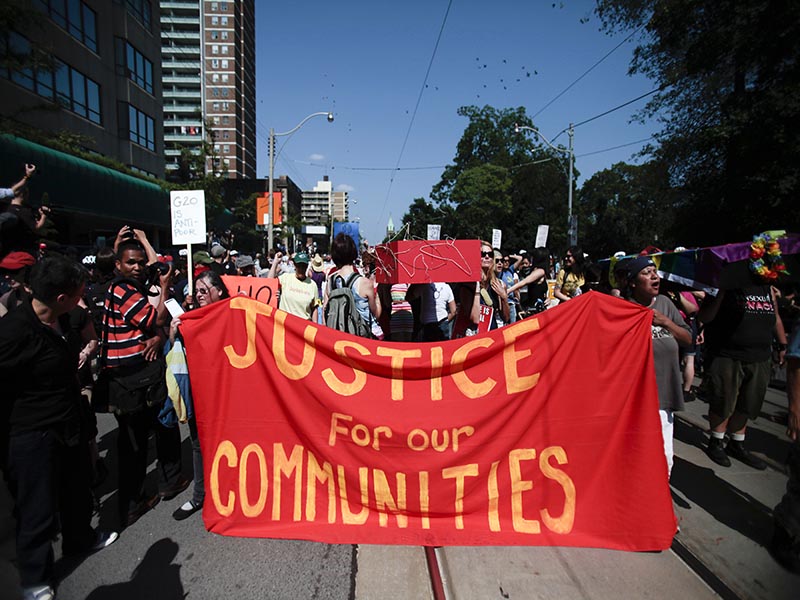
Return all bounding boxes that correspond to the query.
[434,282,454,322]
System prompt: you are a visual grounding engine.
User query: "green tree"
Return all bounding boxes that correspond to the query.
[578,160,682,257]
[399,197,446,240]
[596,0,800,245]
[425,105,575,252]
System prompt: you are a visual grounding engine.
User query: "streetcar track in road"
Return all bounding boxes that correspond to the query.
[670,538,743,600]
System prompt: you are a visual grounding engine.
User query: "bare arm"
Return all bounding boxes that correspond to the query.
[133,229,159,265]
[697,289,725,324]
[266,252,282,279]
[507,267,545,295]
[9,164,35,195]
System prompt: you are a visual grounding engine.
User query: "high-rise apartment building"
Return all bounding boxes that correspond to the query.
[301,176,349,227]
[160,0,256,179]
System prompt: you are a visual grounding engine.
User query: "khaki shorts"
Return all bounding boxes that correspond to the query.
[705,356,771,420]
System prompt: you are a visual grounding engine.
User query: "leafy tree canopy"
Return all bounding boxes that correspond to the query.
[406,105,577,253]
[596,0,800,245]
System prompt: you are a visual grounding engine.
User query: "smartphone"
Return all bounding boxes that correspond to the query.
[165,298,185,318]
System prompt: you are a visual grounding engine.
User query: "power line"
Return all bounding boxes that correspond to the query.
[290,159,447,172]
[377,0,453,228]
[576,136,655,157]
[550,86,661,143]
[532,25,644,119]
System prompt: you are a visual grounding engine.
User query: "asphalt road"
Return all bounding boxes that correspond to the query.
[53,413,357,600]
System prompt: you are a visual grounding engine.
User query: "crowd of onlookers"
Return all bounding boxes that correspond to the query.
[2,163,800,599]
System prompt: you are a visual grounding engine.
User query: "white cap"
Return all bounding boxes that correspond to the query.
[178,248,188,257]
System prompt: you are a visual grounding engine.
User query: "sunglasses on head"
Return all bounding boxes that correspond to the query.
[480,251,493,258]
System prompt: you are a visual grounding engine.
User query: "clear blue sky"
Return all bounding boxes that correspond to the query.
[255,1,657,246]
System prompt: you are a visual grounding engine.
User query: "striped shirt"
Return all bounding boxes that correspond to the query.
[103,280,157,367]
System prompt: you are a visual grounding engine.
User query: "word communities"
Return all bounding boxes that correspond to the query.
[209,441,576,535]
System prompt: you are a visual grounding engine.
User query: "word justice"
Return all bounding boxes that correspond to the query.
[209,441,576,534]
[222,298,541,401]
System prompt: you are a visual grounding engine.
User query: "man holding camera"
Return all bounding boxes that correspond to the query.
[103,228,187,527]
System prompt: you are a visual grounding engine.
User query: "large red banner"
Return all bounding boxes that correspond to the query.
[179,292,676,550]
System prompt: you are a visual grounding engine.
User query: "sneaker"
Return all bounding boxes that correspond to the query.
[22,585,55,600]
[706,436,731,467]
[125,494,161,527]
[159,476,191,501]
[172,499,202,521]
[682,389,695,403]
[726,440,767,470]
[90,530,119,551]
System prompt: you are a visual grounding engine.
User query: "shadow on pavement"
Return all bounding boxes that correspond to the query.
[670,456,774,547]
[746,426,792,467]
[82,538,185,600]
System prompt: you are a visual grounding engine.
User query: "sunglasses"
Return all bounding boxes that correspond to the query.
[480,251,493,258]
[495,258,503,264]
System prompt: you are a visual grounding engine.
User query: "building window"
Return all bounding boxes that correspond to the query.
[223,144,230,154]
[211,16,218,25]
[221,60,229,69]
[221,31,228,40]
[212,102,219,111]
[221,87,228,97]
[221,74,228,82]
[125,103,155,151]
[34,0,98,52]
[222,130,229,139]
[221,16,228,25]
[221,45,228,54]
[115,39,153,94]
[211,2,218,10]
[221,3,228,12]
[1,34,101,124]
[211,73,219,82]
[211,45,219,55]
[211,31,218,40]
[125,0,152,31]
[222,116,229,124]
[212,88,219,97]
[222,101,229,110]
[211,59,219,68]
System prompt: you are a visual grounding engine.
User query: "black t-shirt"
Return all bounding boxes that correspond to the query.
[705,285,777,362]
[0,299,82,444]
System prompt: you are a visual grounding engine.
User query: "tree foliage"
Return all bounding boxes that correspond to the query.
[404,105,576,253]
[578,160,682,257]
[596,0,800,245]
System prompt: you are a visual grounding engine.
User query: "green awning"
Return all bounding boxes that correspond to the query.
[0,134,169,226]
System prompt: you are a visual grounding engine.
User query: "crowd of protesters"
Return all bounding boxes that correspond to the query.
[1,162,800,598]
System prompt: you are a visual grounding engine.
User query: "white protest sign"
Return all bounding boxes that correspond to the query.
[170,190,207,245]
[492,228,502,249]
[535,225,549,248]
[427,224,441,240]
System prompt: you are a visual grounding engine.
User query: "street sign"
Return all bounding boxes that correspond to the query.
[170,190,206,245]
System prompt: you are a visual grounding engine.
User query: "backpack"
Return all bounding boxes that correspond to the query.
[325,273,372,338]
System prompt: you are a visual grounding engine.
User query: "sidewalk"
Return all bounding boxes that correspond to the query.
[355,383,800,600]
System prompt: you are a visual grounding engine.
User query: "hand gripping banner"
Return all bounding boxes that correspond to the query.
[179,292,676,550]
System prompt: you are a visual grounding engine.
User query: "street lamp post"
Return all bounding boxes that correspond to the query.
[268,111,334,253]
[514,123,576,246]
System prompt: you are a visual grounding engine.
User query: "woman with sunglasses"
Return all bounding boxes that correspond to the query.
[167,270,230,521]
[554,245,586,303]
[460,243,509,334]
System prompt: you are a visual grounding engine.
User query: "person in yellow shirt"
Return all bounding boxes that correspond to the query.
[267,251,318,321]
